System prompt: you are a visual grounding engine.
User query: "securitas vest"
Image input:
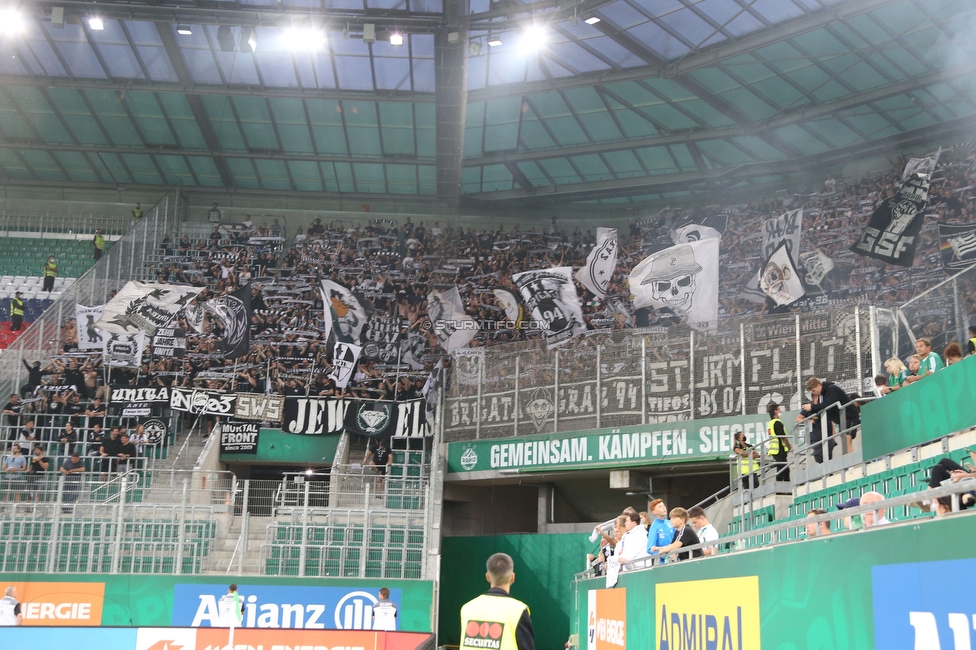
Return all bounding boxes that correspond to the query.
[738,446,759,475]
[94,234,105,250]
[767,418,790,456]
[460,593,529,650]
[44,262,57,277]
[10,297,23,317]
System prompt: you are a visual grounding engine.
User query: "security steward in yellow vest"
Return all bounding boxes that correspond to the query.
[766,401,791,483]
[460,553,534,650]
[42,256,57,293]
[9,291,24,331]
[93,230,105,260]
[968,325,976,356]
[733,431,760,490]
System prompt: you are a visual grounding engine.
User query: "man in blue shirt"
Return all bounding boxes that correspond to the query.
[646,498,674,561]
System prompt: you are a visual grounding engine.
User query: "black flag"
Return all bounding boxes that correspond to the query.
[851,173,930,267]
[207,285,251,359]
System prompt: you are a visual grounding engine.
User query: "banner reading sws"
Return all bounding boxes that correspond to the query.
[446,412,787,474]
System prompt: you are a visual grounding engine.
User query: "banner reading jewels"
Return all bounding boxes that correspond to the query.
[283,396,431,437]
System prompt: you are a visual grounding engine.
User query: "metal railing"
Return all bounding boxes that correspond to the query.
[0,185,187,400]
[896,262,976,357]
[445,306,883,441]
[578,479,976,579]
[0,207,133,238]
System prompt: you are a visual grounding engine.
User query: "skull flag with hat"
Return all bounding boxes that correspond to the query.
[629,237,719,332]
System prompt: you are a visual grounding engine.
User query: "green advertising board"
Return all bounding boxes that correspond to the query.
[575,515,976,649]
[0,573,434,631]
[861,355,976,460]
[220,427,340,465]
[447,412,791,475]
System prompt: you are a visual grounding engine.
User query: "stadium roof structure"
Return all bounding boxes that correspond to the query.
[0,0,973,211]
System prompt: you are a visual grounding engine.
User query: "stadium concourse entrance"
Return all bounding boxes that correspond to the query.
[443,461,729,536]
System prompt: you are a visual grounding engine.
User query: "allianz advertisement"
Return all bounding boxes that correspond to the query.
[173,584,401,630]
[447,412,790,474]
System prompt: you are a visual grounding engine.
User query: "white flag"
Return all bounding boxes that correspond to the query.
[320,279,367,344]
[798,249,834,288]
[184,303,206,334]
[95,282,204,336]
[760,242,806,307]
[492,288,522,326]
[629,239,719,332]
[902,147,941,181]
[329,341,362,389]
[513,267,586,349]
[104,331,146,369]
[575,227,617,299]
[75,304,105,351]
[427,286,478,353]
[671,223,721,244]
[761,208,802,260]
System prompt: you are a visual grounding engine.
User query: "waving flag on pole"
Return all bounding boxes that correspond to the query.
[629,239,720,332]
[205,285,251,359]
[575,227,617,299]
[95,282,203,337]
[759,242,805,307]
[513,267,586,349]
[329,341,362,389]
[427,286,478,353]
[492,288,523,327]
[320,279,367,343]
[851,173,930,267]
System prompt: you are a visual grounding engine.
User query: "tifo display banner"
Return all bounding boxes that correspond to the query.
[629,237,720,332]
[75,304,105,351]
[761,208,802,260]
[219,420,259,454]
[282,396,430,437]
[446,412,786,474]
[0,574,435,631]
[103,332,146,369]
[329,340,363,389]
[321,278,368,343]
[576,227,618,300]
[110,386,171,404]
[95,281,204,336]
[150,327,186,358]
[282,395,350,435]
[759,242,805,307]
[851,172,930,266]
[937,222,976,271]
[205,285,251,359]
[427,286,478,353]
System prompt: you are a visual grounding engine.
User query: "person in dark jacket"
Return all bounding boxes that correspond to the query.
[802,377,850,463]
[20,360,52,398]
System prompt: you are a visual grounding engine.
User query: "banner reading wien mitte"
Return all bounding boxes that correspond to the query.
[447,412,791,475]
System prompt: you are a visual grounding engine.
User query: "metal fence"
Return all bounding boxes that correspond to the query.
[896,263,976,357]
[0,206,133,238]
[445,307,885,441]
[0,185,186,400]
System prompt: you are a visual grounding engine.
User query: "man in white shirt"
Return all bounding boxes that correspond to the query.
[0,586,23,626]
[216,584,244,627]
[372,587,397,631]
[616,511,648,571]
[208,202,222,223]
[688,506,719,556]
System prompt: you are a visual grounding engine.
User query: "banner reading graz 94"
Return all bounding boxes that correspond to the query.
[446,412,788,475]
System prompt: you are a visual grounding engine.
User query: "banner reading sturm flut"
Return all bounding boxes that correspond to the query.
[851,172,930,267]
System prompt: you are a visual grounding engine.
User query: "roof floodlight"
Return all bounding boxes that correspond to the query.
[284,24,325,51]
[176,24,192,35]
[0,8,26,36]
[389,32,403,46]
[584,16,601,24]
[487,34,502,47]
[520,24,547,51]
[88,17,104,30]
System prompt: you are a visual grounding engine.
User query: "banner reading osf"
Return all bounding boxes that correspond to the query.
[655,577,760,650]
[2,581,105,626]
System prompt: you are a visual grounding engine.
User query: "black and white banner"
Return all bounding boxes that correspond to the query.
[170,387,237,416]
[120,403,152,418]
[629,238,720,332]
[851,173,930,267]
[219,420,260,454]
[233,393,284,423]
[281,396,430,437]
[110,386,172,404]
[75,304,105,351]
[184,304,205,334]
[206,285,250,359]
[152,327,186,358]
[512,267,586,349]
[759,242,805,307]
[95,281,203,336]
[902,147,940,181]
[492,288,523,326]
[427,286,478,353]
[761,208,803,260]
[798,249,834,290]
[104,332,146,369]
[329,341,362,389]
[938,223,976,271]
[575,227,617,300]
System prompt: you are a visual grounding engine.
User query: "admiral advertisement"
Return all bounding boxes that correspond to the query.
[655,577,761,650]
[172,584,403,630]
[447,412,785,475]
